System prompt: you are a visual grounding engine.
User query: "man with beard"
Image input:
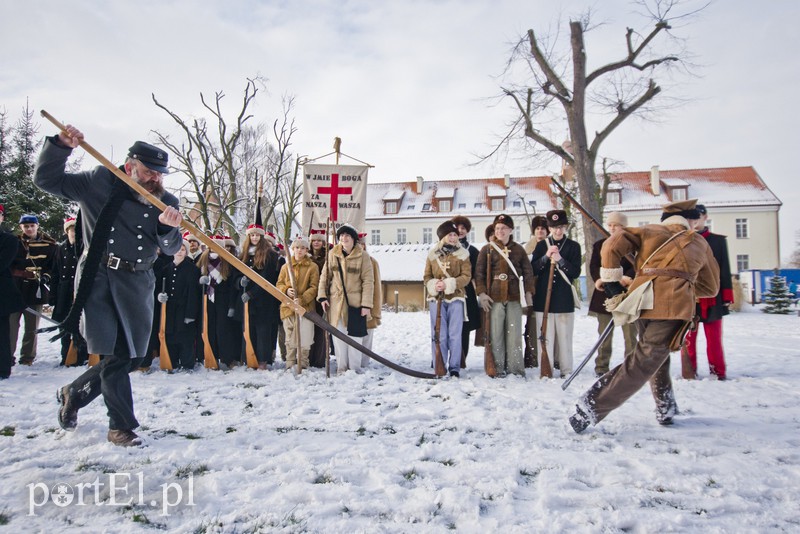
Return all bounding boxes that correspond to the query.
[34,125,183,447]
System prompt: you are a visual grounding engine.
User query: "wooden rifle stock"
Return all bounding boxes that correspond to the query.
[201,295,218,369]
[539,257,555,378]
[483,247,497,377]
[434,292,447,377]
[158,278,172,371]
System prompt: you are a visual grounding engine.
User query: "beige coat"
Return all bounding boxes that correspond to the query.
[367,256,382,329]
[600,216,720,321]
[423,239,472,303]
[277,254,320,320]
[317,243,375,328]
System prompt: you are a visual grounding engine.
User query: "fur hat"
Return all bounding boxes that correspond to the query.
[451,215,472,233]
[182,231,200,244]
[264,231,277,245]
[484,223,495,242]
[437,220,459,240]
[493,213,514,230]
[292,236,310,249]
[336,223,359,242]
[696,204,707,215]
[63,217,77,233]
[606,212,628,226]
[546,210,568,227]
[530,215,548,231]
[246,223,265,236]
[309,229,326,242]
[660,199,699,221]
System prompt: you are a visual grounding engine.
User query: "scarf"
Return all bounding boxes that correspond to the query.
[206,256,223,303]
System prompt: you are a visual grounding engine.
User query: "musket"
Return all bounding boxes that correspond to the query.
[158,277,173,371]
[433,292,446,377]
[40,110,435,380]
[549,176,609,238]
[483,246,497,377]
[538,243,555,379]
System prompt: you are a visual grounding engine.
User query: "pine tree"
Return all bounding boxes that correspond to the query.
[762,269,794,314]
[1,102,74,238]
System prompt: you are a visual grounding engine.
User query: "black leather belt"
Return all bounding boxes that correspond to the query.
[101,253,154,272]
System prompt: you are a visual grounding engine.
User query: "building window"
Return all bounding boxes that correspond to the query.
[512,200,521,208]
[705,218,713,232]
[491,198,505,211]
[458,203,466,209]
[439,200,452,212]
[736,218,749,239]
[385,201,397,214]
[513,227,520,242]
[468,229,475,243]
[606,191,621,205]
[474,202,483,209]
[422,203,432,211]
[737,254,749,271]
[406,204,415,210]
[397,228,407,244]
[370,229,380,245]
[671,188,687,201]
[422,227,432,244]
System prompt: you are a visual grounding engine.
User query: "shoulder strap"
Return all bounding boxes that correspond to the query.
[336,256,351,308]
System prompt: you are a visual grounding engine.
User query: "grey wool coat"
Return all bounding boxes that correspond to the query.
[34,138,183,357]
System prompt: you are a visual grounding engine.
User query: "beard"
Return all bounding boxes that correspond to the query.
[131,167,166,205]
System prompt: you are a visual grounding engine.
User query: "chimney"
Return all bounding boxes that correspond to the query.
[416,176,424,194]
[504,173,511,188]
[650,165,660,196]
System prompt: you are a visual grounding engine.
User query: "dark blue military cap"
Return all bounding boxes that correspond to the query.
[128,141,169,174]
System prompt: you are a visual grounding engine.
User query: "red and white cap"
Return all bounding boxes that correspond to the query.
[309,229,326,242]
[264,231,277,245]
[246,223,265,236]
[182,231,201,244]
[63,217,77,232]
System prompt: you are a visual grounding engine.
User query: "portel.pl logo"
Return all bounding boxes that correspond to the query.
[27,472,195,516]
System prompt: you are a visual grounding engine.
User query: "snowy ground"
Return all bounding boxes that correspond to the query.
[1,304,799,533]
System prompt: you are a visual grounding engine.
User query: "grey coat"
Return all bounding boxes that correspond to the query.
[33,138,183,357]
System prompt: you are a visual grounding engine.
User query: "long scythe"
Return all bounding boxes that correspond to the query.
[41,111,436,380]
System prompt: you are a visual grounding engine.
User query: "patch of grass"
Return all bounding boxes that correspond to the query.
[706,477,718,487]
[0,507,11,525]
[240,382,264,389]
[200,410,212,416]
[438,459,455,466]
[226,426,237,433]
[0,426,14,437]
[182,433,202,440]
[355,426,367,436]
[416,433,427,446]
[76,459,115,474]
[175,463,209,479]
[313,473,335,484]
[382,426,396,434]
[402,468,418,481]
[276,426,299,434]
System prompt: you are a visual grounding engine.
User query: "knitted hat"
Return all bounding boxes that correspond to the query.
[246,223,265,236]
[451,215,472,233]
[63,217,77,232]
[530,215,548,231]
[437,220,459,240]
[309,229,326,242]
[660,199,699,221]
[292,236,310,249]
[19,214,39,225]
[336,223,359,242]
[606,212,628,226]
[546,210,568,227]
[493,213,514,230]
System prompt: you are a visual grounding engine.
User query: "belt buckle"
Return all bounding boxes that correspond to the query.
[107,255,121,270]
[498,273,508,281]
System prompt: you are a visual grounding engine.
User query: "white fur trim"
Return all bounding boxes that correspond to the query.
[600,267,623,282]
[660,215,691,230]
[426,279,439,296]
[444,277,457,295]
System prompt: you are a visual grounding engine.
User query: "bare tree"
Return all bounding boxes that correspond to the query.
[486,0,706,261]
[151,78,298,244]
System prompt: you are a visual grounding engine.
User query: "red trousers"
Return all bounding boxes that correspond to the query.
[684,319,726,378]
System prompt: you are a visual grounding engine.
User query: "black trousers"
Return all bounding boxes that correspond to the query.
[167,324,197,370]
[0,314,11,378]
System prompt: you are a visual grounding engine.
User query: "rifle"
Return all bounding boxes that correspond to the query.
[549,176,607,238]
[41,110,435,380]
[324,217,332,378]
[158,278,173,371]
[434,292,447,377]
[201,294,219,370]
[282,237,304,375]
[483,247,497,377]
[538,251,555,378]
[242,300,259,369]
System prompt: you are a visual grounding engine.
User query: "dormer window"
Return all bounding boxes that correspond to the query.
[660,178,689,202]
[439,199,452,212]
[606,182,622,205]
[385,201,398,215]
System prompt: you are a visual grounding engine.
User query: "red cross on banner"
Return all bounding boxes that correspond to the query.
[317,173,352,221]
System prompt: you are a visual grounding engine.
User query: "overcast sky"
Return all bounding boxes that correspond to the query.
[2,0,798,260]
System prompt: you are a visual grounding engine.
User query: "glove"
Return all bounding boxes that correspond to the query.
[478,293,493,312]
[199,275,210,285]
[184,318,195,324]
[241,292,250,303]
[524,292,533,308]
[603,281,626,298]
[239,277,249,288]
[157,292,168,303]
[227,308,235,318]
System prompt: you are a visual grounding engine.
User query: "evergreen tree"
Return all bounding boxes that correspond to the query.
[762,269,794,314]
[0,102,74,238]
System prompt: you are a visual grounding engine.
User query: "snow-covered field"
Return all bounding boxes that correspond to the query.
[1,305,799,533]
